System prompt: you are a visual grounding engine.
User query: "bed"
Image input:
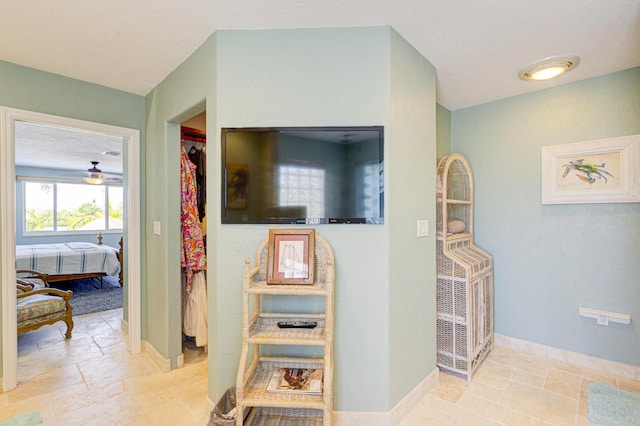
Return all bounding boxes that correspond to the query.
[16,235,123,286]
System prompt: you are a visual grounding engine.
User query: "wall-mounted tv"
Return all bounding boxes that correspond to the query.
[221,126,384,224]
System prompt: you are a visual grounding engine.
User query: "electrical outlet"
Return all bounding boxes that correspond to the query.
[153,221,161,235]
[596,314,609,326]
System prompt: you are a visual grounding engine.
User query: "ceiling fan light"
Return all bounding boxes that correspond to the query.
[518,55,580,81]
[84,175,104,185]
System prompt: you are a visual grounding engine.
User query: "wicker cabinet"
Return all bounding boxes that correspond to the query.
[235,234,335,425]
[436,153,494,381]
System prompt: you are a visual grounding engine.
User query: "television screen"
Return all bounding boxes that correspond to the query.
[221,126,384,224]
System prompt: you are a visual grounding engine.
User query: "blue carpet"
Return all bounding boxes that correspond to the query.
[52,276,122,316]
[0,411,41,426]
[588,381,640,426]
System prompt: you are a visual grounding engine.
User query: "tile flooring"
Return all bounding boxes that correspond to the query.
[400,345,640,426]
[2,308,210,425]
[2,309,639,425]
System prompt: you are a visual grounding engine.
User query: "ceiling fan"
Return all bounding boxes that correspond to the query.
[84,161,123,184]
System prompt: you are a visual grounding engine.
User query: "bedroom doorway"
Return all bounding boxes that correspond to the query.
[1,107,142,391]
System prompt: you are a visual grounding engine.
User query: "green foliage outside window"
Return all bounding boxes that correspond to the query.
[25,208,54,231]
[24,181,123,233]
[58,203,105,230]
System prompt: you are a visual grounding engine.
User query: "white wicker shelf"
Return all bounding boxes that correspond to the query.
[247,280,329,296]
[236,234,335,426]
[436,154,494,382]
[248,314,327,346]
[241,357,326,409]
[445,199,472,204]
[245,407,324,426]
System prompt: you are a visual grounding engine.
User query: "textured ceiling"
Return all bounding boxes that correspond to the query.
[2,1,638,111]
[15,121,123,175]
[4,1,640,172]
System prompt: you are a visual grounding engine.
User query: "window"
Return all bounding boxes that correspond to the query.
[278,163,325,218]
[355,161,382,218]
[23,180,123,233]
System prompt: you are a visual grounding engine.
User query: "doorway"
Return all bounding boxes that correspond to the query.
[1,107,141,391]
[179,111,207,366]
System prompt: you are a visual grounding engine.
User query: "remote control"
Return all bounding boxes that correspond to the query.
[277,321,317,329]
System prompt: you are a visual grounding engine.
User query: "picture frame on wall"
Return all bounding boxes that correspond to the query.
[541,134,640,204]
[267,229,315,285]
[226,163,248,209]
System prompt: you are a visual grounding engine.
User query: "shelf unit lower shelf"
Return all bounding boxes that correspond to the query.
[245,407,324,426]
[241,357,327,410]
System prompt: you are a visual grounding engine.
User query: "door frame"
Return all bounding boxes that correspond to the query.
[1,107,142,391]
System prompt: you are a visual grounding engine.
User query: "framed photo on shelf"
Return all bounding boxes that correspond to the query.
[267,229,315,284]
[541,134,640,204]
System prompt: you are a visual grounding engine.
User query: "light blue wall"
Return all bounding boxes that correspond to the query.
[0,59,145,378]
[452,67,640,366]
[387,30,437,407]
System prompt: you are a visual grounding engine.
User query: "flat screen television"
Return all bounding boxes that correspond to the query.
[221,126,384,224]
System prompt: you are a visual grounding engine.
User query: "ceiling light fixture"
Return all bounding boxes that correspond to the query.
[518,55,580,81]
[84,176,104,185]
[84,161,104,185]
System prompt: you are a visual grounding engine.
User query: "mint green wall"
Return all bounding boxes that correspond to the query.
[452,67,640,366]
[146,26,438,412]
[0,61,144,127]
[144,38,215,370]
[387,30,437,407]
[0,59,145,378]
[216,27,392,412]
[436,103,451,158]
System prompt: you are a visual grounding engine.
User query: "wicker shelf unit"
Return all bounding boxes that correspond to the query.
[436,153,494,381]
[236,234,335,425]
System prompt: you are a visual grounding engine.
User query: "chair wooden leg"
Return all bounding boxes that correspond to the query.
[64,316,74,339]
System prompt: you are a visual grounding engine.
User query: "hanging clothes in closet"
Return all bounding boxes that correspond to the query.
[180,144,207,347]
[182,126,207,222]
[187,144,206,221]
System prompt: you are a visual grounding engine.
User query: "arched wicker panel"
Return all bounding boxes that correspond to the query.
[436,153,494,381]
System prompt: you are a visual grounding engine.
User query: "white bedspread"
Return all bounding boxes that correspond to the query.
[16,242,120,276]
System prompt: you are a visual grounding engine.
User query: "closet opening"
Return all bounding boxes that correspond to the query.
[180,112,207,365]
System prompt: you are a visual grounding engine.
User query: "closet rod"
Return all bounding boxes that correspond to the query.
[181,126,206,144]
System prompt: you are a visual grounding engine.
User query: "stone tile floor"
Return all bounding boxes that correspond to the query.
[2,309,638,425]
[2,309,209,425]
[400,345,640,426]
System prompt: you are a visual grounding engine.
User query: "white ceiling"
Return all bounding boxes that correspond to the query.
[4,1,640,171]
[2,0,638,111]
[15,121,123,175]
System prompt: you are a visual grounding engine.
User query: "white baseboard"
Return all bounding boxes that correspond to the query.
[121,317,128,334]
[333,368,439,426]
[495,333,640,381]
[143,340,172,373]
